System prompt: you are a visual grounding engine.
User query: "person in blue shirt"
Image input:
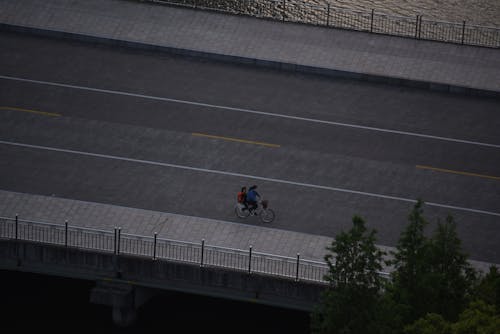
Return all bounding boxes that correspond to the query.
[246,185,261,215]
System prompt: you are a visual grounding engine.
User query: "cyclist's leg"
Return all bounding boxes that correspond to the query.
[248,201,257,213]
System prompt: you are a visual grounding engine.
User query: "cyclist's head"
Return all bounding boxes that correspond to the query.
[249,185,257,190]
[241,186,246,192]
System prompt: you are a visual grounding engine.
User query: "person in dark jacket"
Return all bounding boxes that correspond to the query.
[246,185,261,215]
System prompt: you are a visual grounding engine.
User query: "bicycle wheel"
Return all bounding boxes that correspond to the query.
[235,204,250,218]
[259,208,275,223]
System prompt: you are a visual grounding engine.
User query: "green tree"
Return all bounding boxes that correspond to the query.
[452,300,500,334]
[426,215,476,320]
[389,199,432,323]
[403,313,452,334]
[389,201,476,322]
[311,215,385,334]
[474,266,500,311]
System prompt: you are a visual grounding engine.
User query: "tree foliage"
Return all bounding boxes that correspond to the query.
[426,215,476,320]
[452,300,500,334]
[403,313,452,334]
[389,199,432,323]
[313,200,498,334]
[311,215,385,334]
[474,266,500,311]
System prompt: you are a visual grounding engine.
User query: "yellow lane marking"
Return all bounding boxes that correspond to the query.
[416,165,500,181]
[192,132,280,148]
[0,106,61,117]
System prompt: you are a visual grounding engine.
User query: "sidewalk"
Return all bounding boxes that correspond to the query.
[0,190,495,273]
[0,0,499,96]
[0,189,334,261]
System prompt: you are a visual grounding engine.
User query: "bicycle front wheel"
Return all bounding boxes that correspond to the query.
[259,208,275,223]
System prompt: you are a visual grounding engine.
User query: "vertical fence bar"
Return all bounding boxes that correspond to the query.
[370,9,374,33]
[326,4,330,27]
[113,227,117,254]
[418,16,422,39]
[153,232,157,260]
[415,15,419,39]
[65,220,68,247]
[248,246,252,274]
[117,228,121,254]
[282,0,285,22]
[200,239,205,267]
[461,21,466,44]
[296,253,300,281]
[15,214,18,240]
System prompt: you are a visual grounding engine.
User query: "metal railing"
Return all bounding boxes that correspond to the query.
[0,215,330,283]
[141,0,500,48]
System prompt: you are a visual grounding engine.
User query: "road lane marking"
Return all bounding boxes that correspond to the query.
[416,165,500,181]
[0,106,60,117]
[1,139,499,218]
[192,132,280,148]
[1,75,499,149]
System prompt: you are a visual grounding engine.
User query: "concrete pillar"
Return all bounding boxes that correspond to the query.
[90,280,155,327]
[112,306,137,327]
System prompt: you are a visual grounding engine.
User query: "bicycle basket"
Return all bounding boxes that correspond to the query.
[262,200,268,209]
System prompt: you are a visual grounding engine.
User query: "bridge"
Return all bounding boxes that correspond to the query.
[0,191,334,326]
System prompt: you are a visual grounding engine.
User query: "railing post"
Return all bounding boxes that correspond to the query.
[65,220,68,247]
[15,214,19,265]
[282,0,286,22]
[370,9,374,33]
[295,253,300,281]
[418,15,422,39]
[153,232,157,260]
[326,4,330,27]
[117,228,121,255]
[248,245,252,274]
[15,214,18,240]
[113,227,117,254]
[461,21,466,44]
[415,15,419,39]
[200,239,205,267]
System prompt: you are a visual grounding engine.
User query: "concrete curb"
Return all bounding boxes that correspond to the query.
[2,23,499,99]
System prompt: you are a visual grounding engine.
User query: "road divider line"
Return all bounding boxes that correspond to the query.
[192,132,280,148]
[1,139,499,218]
[0,106,60,117]
[417,165,500,181]
[1,75,499,149]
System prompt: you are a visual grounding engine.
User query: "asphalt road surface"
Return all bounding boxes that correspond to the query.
[1,31,499,264]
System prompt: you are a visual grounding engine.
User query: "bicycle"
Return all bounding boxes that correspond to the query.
[235,199,275,223]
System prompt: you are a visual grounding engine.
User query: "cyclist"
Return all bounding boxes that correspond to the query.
[246,185,261,215]
[237,186,248,211]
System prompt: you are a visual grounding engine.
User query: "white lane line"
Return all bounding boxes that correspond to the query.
[1,139,499,218]
[2,74,499,149]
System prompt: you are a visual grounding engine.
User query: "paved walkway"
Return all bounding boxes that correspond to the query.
[1,0,499,96]
[0,190,495,273]
[0,190,334,261]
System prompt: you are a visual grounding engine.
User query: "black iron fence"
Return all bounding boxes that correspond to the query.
[0,215,334,283]
[141,0,500,48]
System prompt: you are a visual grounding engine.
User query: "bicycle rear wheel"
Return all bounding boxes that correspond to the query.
[235,204,250,218]
[259,208,275,223]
